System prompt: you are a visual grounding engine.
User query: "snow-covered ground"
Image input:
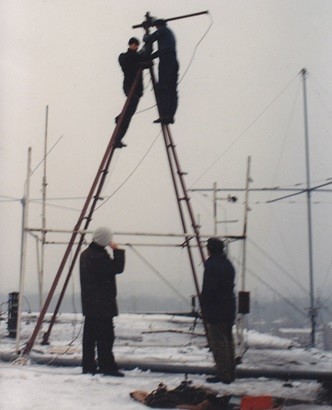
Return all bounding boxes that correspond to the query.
[1,313,332,409]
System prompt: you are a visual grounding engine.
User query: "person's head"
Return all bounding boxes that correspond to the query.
[92,227,113,247]
[128,37,140,51]
[154,19,166,29]
[207,237,225,256]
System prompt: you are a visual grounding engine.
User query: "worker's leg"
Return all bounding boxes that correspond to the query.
[96,316,117,373]
[82,316,97,374]
[208,322,235,382]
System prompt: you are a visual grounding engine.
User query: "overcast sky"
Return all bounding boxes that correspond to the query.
[1,1,332,319]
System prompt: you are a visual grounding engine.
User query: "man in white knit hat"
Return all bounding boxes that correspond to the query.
[80,227,125,376]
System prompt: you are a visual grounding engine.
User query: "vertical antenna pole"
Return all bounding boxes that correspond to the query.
[301,68,316,347]
[40,105,49,310]
[213,182,217,236]
[16,147,32,352]
[236,156,251,360]
[242,156,251,291]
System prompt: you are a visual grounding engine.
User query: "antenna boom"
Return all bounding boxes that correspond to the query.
[132,10,209,29]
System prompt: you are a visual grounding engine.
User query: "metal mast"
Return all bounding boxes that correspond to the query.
[301,68,316,347]
[40,105,49,310]
[234,156,251,359]
[241,156,251,292]
[15,148,32,352]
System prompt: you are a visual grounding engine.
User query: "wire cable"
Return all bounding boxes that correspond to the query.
[135,13,213,115]
[190,73,300,188]
[128,244,191,306]
[233,254,307,318]
[178,13,214,85]
[30,135,64,177]
[248,237,308,295]
[94,131,161,212]
[319,258,332,299]
[0,195,21,202]
[268,85,301,202]
[268,204,303,281]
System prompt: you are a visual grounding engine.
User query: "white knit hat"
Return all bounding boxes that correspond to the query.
[92,227,113,247]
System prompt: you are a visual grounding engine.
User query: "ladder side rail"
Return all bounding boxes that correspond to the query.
[23,69,144,355]
[40,67,145,343]
[147,67,191,247]
[162,124,210,345]
[41,148,116,344]
[163,126,210,346]
[159,122,203,304]
[41,234,85,344]
[165,126,206,263]
[148,65,210,345]
[162,125,192,246]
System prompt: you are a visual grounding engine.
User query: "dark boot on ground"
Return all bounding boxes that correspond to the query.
[102,369,125,377]
[206,375,234,384]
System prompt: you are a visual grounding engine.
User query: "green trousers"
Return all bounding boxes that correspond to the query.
[207,322,235,382]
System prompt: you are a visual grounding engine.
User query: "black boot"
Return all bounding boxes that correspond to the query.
[206,375,233,384]
[114,141,127,148]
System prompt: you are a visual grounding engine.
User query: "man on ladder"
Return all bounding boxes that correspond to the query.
[115,37,149,148]
[143,19,179,125]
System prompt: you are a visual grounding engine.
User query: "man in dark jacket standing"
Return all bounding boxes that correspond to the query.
[80,227,125,376]
[143,19,179,125]
[115,37,146,149]
[201,238,236,384]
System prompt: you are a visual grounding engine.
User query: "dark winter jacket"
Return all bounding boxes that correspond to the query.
[118,48,143,96]
[200,253,236,324]
[80,242,125,317]
[143,26,177,59]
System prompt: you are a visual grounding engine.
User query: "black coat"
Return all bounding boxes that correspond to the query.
[143,26,177,58]
[201,253,236,324]
[118,48,143,96]
[80,242,125,317]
